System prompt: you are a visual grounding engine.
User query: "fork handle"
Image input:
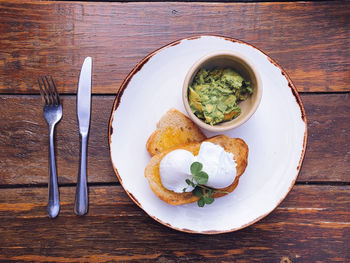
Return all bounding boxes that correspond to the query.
[74,133,88,216]
[47,124,60,218]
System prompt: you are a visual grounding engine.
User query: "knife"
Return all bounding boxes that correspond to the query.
[74,57,92,216]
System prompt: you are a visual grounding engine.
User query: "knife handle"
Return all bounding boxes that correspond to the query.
[74,133,88,216]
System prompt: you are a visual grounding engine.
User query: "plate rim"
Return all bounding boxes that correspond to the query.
[108,35,308,234]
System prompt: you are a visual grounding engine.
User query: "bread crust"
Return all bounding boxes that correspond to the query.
[144,135,248,205]
[146,109,206,156]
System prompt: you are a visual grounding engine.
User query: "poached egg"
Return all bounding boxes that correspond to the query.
[159,142,237,193]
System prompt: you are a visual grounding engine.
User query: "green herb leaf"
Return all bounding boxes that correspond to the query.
[185,161,219,207]
[207,188,214,196]
[193,187,203,197]
[186,179,197,187]
[194,171,208,185]
[190,162,203,175]
[203,196,214,204]
[197,198,205,207]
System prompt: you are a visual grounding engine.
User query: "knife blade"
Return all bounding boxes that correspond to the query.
[74,56,92,216]
[77,57,92,135]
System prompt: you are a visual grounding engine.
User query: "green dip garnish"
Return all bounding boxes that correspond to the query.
[188,68,253,125]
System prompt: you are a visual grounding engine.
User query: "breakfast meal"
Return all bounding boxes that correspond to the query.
[145,109,248,206]
[188,68,253,125]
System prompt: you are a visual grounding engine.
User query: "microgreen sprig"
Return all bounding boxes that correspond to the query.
[183,161,226,207]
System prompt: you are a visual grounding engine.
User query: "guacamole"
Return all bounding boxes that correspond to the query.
[188,68,253,125]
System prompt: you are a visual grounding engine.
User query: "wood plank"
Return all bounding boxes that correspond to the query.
[0,1,349,94]
[0,93,349,185]
[0,185,349,262]
[300,93,350,182]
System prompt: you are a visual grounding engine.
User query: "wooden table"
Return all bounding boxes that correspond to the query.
[0,1,349,262]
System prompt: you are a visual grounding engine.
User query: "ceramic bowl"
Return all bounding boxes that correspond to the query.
[182,50,263,132]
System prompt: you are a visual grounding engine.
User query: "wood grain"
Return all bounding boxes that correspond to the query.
[0,185,349,262]
[0,1,349,94]
[300,93,350,182]
[0,93,349,185]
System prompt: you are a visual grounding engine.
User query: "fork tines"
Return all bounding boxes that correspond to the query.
[37,76,60,105]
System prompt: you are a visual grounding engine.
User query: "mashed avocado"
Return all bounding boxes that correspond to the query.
[188,68,253,125]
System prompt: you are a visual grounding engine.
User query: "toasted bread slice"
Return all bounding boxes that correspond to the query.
[145,135,248,205]
[146,109,206,156]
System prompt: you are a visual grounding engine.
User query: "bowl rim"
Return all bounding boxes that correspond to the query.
[182,50,263,132]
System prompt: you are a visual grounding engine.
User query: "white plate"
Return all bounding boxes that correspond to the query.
[109,36,307,234]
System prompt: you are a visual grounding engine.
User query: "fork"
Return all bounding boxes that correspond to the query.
[38,76,62,218]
